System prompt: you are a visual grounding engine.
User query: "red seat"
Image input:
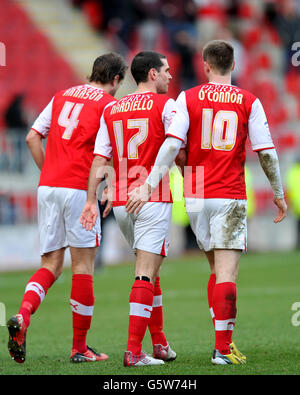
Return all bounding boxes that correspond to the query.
[0,0,80,125]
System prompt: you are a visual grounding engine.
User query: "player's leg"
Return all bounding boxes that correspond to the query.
[114,206,154,363]
[7,248,64,363]
[134,249,163,284]
[211,249,245,364]
[205,249,245,362]
[22,185,67,327]
[69,246,107,362]
[209,200,248,365]
[213,249,240,348]
[64,188,106,362]
[20,249,64,327]
[117,203,172,366]
[187,198,247,364]
[148,266,167,346]
[7,187,68,363]
[133,203,175,364]
[124,249,164,365]
[148,266,176,361]
[17,185,67,327]
[68,245,108,363]
[205,251,216,328]
[187,200,216,325]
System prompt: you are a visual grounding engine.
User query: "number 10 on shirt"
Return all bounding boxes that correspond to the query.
[201,109,238,151]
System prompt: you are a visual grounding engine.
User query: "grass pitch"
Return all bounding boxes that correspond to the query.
[0,250,300,376]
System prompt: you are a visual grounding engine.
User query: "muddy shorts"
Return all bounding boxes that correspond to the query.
[185,198,247,251]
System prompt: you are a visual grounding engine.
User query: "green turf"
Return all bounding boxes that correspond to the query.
[0,250,300,375]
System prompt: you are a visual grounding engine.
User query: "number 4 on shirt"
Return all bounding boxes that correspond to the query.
[58,101,84,140]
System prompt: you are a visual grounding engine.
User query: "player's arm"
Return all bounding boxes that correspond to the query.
[126,136,182,214]
[126,92,189,214]
[175,148,187,175]
[258,149,287,223]
[25,129,45,170]
[80,155,108,231]
[100,159,114,218]
[80,113,112,230]
[248,98,287,223]
[162,97,187,175]
[26,98,53,170]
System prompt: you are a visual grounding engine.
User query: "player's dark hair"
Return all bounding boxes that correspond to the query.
[202,40,234,75]
[131,51,166,85]
[88,52,127,84]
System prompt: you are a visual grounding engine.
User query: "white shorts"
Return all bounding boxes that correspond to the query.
[186,198,247,251]
[38,186,101,255]
[113,202,172,256]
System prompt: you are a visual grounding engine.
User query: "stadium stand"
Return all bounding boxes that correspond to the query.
[0,0,82,229]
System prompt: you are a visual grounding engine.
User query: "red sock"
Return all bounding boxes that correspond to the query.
[148,277,167,346]
[212,282,237,355]
[70,274,94,354]
[127,279,154,355]
[19,268,55,328]
[207,273,216,327]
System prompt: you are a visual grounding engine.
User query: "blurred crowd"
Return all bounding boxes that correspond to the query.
[71,0,300,88]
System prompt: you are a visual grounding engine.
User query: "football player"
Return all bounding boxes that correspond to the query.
[7,53,127,363]
[80,51,180,367]
[126,40,288,365]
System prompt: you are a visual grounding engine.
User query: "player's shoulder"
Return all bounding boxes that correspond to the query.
[101,91,116,108]
[56,84,86,97]
[56,84,115,104]
[234,85,257,104]
[154,92,172,101]
[185,84,202,95]
[151,93,175,112]
[184,84,206,99]
[103,97,117,116]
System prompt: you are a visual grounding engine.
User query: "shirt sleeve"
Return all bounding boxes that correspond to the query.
[31,98,54,138]
[162,98,177,133]
[248,98,275,151]
[165,91,189,144]
[94,112,112,160]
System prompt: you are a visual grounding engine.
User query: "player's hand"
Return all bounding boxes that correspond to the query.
[126,183,153,214]
[80,201,98,231]
[101,186,113,218]
[273,197,288,223]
